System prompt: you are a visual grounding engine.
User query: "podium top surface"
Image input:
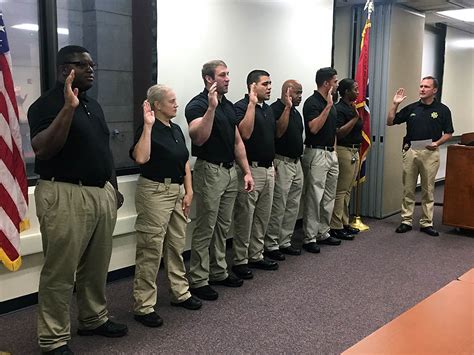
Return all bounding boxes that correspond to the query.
[459,268,474,284]
[343,280,474,354]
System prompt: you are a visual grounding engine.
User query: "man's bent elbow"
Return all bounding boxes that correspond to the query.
[33,147,53,160]
[191,136,205,147]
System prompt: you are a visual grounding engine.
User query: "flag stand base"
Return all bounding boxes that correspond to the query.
[350,216,370,232]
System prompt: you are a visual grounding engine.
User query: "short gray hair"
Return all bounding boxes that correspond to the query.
[147,84,171,106]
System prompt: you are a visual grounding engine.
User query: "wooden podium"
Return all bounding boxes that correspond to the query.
[443,142,474,230]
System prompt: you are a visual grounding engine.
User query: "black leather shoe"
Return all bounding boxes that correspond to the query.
[420,226,439,237]
[344,225,360,234]
[133,312,163,328]
[280,246,301,255]
[232,264,254,280]
[318,236,341,245]
[42,345,74,355]
[78,320,128,337]
[331,229,355,240]
[209,274,243,287]
[171,295,202,310]
[302,242,320,253]
[248,259,279,270]
[264,249,286,261]
[395,223,412,233]
[189,285,218,301]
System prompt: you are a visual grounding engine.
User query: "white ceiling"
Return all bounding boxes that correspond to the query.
[336,0,474,34]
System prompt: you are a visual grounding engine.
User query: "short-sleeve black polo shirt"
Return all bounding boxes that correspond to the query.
[235,95,276,162]
[271,99,303,158]
[393,99,454,144]
[27,82,113,184]
[303,90,337,147]
[185,89,237,163]
[130,120,189,183]
[336,100,363,146]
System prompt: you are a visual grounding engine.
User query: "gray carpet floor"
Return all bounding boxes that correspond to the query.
[2,186,474,354]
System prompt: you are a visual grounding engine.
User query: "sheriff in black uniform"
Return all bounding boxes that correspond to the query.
[387,76,454,236]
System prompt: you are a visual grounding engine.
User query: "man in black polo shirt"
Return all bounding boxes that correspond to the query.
[387,76,454,236]
[264,80,304,260]
[185,60,254,301]
[232,69,278,278]
[28,46,127,354]
[301,67,342,253]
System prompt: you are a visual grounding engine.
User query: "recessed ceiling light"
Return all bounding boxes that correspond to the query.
[437,8,474,22]
[11,23,69,35]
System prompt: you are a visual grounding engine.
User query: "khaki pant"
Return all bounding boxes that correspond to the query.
[265,156,303,250]
[132,177,191,315]
[35,180,117,352]
[330,146,359,229]
[302,148,339,243]
[233,164,275,264]
[188,159,238,288]
[401,148,440,227]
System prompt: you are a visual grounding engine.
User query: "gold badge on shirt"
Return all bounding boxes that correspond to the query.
[431,112,438,119]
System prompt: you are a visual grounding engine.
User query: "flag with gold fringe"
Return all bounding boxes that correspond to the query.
[354,0,373,183]
[0,12,29,271]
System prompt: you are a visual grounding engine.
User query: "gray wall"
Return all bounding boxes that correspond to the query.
[334,6,352,79]
[382,6,425,216]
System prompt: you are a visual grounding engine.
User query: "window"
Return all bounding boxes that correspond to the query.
[1,0,156,182]
[2,0,41,178]
[57,0,136,170]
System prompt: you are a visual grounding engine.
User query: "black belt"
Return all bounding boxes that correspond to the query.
[339,143,361,148]
[275,154,300,164]
[207,160,234,169]
[40,176,107,188]
[143,175,183,184]
[249,160,273,168]
[305,144,335,152]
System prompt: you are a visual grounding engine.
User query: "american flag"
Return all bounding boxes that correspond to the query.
[0,12,28,271]
[354,1,373,183]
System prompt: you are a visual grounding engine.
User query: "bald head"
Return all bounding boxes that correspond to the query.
[281,80,303,106]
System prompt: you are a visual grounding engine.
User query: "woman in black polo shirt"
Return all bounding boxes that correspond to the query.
[330,78,363,240]
[130,84,201,328]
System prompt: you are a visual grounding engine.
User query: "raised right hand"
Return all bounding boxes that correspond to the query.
[143,100,155,126]
[352,102,361,119]
[208,82,218,109]
[283,87,293,108]
[64,70,79,108]
[326,87,334,107]
[249,83,258,105]
[393,88,407,104]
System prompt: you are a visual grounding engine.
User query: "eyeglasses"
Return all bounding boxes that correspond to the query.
[63,61,98,70]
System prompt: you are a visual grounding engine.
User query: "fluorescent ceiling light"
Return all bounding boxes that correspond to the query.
[11,23,69,35]
[437,8,474,22]
[57,28,69,35]
[451,39,474,49]
[11,23,38,31]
